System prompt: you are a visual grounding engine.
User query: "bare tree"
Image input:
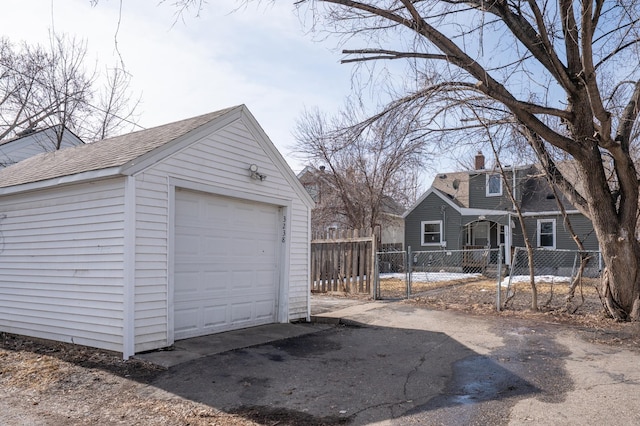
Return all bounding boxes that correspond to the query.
[281,1,640,321]
[0,34,139,147]
[294,105,429,234]
[126,0,640,320]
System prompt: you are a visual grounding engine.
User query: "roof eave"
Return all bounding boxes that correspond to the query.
[0,166,123,197]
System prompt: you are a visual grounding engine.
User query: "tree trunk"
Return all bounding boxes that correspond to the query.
[599,238,640,320]
[579,151,640,320]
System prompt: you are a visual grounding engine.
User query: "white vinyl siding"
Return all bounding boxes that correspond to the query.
[0,129,82,168]
[133,118,310,352]
[0,178,126,352]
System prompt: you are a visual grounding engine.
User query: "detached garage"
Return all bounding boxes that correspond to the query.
[0,105,313,358]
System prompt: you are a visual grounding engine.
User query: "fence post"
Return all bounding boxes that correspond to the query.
[407,246,412,299]
[497,244,503,312]
[370,228,377,299]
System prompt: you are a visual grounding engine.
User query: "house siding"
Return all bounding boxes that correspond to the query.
[468,173,512,211]
[0,129,82,168]
[467,168,532,211]
[0,178,126,352]
[133,118,310,352]
[518,214,598,251]
[405,193,463,251]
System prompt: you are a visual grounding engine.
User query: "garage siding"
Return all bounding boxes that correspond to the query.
[0,178,126,352]
[133,118,310,352]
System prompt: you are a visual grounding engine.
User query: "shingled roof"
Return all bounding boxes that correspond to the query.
[0,106,238,189]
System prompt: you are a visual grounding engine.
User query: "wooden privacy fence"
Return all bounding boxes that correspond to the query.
[310,228,377,295]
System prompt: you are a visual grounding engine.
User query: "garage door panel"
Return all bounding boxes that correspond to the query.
[202,271,229,295]
[255,271,277,290]
[203,305,228,328]
[174,271,200,302]
[230,302,253,323]
[175,306,199,334]
[204,236,228,255]
[204,199,230,220]
[176,198,199,219]
[175,233,201,256]
[174,189,280,340]
[255,300,275,319]
[232,270,253,290]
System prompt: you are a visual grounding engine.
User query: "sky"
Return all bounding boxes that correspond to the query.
[0,0,357,174]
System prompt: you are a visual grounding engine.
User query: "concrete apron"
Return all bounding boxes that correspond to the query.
[135,323,332,368]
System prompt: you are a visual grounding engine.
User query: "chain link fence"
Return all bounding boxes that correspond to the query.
[375,246,603,314]
[376,248,503,302]
[503,247,602,312]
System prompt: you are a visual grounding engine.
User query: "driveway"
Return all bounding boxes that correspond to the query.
[141,298,640,425]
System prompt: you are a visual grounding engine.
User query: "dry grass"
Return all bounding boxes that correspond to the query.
[377,275,640,350]
[379,276,604,314]
[0,334,260,425]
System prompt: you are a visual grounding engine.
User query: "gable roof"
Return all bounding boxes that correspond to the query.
[0,107,237,189]
[0,105,314,207]
[402,186,464,218]
[431,171,471,208]
[405,161,587,218]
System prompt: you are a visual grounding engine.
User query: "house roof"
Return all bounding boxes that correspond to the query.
[0,106,237,189]
[431,171,471,208]
[519,164,579,213]
[405,160,585,219]
[297,165,405,215]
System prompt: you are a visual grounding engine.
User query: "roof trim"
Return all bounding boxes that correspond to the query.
[403,187,462,218]
[0,166,122,196]
[0,105,314,208]
[522,210,581,216]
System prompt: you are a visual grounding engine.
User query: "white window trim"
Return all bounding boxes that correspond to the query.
[421,220,443,246]
[537,218,556,249]
[486,173,503,197]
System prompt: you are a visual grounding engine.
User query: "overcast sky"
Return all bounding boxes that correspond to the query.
[1,0,358,173]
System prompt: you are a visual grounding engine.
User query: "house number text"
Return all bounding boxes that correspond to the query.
[282,215,287,243]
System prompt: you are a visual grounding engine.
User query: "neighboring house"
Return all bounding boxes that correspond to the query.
[297,165,404,248]
[404,152,598,265]
[0,105,313,359]
[0,125,85,168]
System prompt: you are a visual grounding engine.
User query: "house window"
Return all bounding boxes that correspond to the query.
[486,173,502,196]
[537,219,556,249]
[421,220,442,246]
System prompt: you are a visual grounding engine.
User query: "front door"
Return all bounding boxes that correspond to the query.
[472,222,490,247]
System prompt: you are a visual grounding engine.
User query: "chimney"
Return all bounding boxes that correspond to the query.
[475,151,485,170]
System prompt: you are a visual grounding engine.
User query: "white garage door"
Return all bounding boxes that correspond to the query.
[174,188,280,340]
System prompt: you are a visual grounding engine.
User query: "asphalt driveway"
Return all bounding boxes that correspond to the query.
[144,299,640,425]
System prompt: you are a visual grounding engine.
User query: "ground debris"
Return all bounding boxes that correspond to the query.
[0,333,259,425]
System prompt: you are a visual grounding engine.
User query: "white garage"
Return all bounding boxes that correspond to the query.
[0,105,313,358]
[174,189,281,339]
